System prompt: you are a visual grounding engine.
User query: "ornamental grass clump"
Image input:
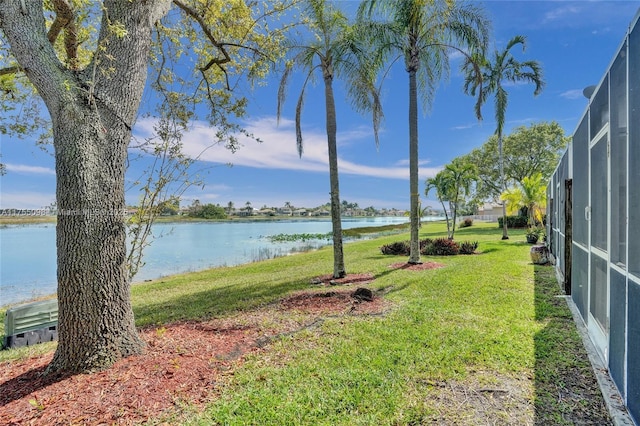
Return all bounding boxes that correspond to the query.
[380,241,411,255]
[459,241,479,254]
[381,238,478,256]
[422,238,459,256]
[459,218,473,228]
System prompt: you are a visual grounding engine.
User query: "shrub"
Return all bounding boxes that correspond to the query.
[380,241,410,255]
[423,238,459,256]
[459,218,473,228]
[497,215,528,228]
[419,238,433,250]
[459,241,478,255]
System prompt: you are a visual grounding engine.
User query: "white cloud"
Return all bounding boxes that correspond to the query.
[452,123,478,130]
[543,5,582,24]
[560,89,586,100]
[4,163,55,175]
[133,116,426,181]
[0,191,55,209]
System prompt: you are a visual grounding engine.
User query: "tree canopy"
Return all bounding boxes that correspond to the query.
[0,0,295,373]
[458,121,569,203]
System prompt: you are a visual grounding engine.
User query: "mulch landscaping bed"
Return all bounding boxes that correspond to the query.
[0,276,387,425]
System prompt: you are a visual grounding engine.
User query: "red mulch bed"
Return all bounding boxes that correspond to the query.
[0,279,386,425]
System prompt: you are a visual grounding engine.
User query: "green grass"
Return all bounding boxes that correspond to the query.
[1,221,607,424]
[178,222,542,425]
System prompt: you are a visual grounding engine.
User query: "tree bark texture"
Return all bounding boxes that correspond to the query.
[0,0,171,373]
[408,68,421,264]
[323,66,346,278]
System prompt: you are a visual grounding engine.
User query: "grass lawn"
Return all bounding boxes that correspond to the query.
[0,221,610,424]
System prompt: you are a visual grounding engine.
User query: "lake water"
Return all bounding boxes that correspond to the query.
[0,217,423,307]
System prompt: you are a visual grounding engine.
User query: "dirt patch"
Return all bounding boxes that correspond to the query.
[279,288,387,316]
[423,371,535,425]
[0,286,386,425]
[388,261,445,271]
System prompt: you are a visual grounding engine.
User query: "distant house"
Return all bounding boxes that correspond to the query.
[477,203,502,217]
[233,208,254,217]
[257,208,276,216]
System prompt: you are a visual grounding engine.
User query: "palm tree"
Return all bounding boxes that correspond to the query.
[425,171,453,238]
[227,201,234,215]
[442,159,477,240]
[359,0,489,263]
[463,35,544,240]
[501,172,547,228]
[277,0,382,278]
[284,201,293,216]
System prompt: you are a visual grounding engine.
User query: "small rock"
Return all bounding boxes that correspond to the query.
[352,287,374,302]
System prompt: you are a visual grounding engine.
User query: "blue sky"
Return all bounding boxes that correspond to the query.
[1,1,639,210]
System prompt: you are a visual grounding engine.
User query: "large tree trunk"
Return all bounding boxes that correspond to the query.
[0,0,171,373]
[408,68,421,264]
[324,69,346,278]
[49,103,144,373]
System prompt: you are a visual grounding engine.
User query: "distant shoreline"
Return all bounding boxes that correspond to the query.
[0,214,415,226]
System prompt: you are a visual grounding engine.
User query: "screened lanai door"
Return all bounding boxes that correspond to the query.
[589,126,610,363]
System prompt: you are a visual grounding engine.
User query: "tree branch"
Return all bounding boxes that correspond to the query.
[48,0,79,68]
[172,0,231,70]
[0,66,21,76]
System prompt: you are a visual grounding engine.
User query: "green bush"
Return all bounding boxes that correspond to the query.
[459,241,479,255]
[419,238,433,250]
[381,238,478,256]
[459,218,473,228]
[497,215,528,228]
[380,241,410,255]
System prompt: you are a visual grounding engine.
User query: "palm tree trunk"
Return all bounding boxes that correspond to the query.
[498,133,509,239]
[451,200,457,240]
[324,73,346,278]
[408,68,421,264]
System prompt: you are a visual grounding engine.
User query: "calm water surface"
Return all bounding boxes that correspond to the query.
[0,217,417,306]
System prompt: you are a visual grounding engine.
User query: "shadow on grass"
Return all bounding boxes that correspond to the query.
[533,265,612,425]
[133,278,311,328]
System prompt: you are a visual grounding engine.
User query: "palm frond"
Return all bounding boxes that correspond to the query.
[277,62,293,124]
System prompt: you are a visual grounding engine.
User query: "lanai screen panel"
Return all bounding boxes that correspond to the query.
[630,19,640,278]
[610,42,627,268]
[591,132,608,252]
[572,246,589,318]
[590,75,609,140]
[610,268,627,397]
[557,152,569,273]
[572,119,589,248]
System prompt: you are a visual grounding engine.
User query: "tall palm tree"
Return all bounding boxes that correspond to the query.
[278,0,382,278]
[463,35,544,240]
[359,0,489,263]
